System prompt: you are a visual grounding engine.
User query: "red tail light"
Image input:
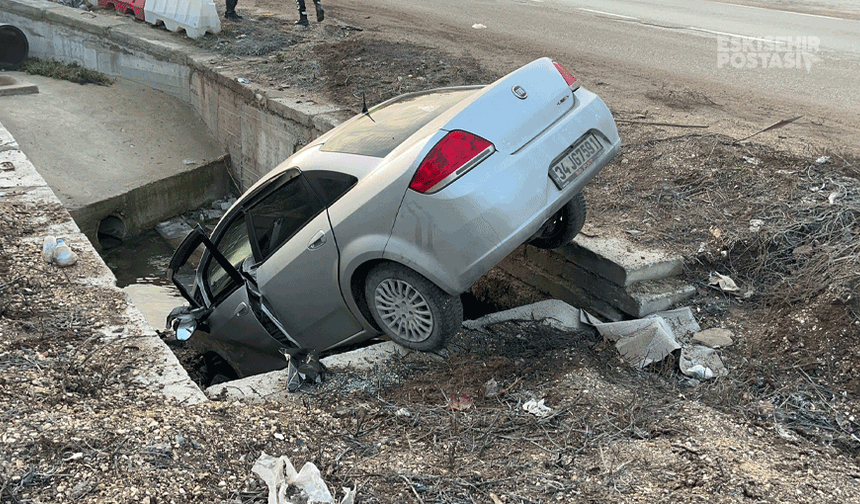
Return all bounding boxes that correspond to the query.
[553,61,580,91]
[409,130,494,193]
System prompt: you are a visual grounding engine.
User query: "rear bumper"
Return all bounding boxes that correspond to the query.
[384,88,620,294]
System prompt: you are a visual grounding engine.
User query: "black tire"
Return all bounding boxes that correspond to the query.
[528,192,587,249]
[364,263,462,351]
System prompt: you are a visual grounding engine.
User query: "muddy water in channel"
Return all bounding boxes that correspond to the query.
[100,230,184,330]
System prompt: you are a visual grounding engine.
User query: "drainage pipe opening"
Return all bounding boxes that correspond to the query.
[98,214,127,250]
[0,25,29,70]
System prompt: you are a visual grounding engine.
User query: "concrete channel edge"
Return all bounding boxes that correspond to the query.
[0,120,208,405]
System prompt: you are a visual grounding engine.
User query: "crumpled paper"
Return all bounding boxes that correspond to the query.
[523,398,553,417]
[252,452,355,504]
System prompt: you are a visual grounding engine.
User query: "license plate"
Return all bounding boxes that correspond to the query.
[548,134,604,190]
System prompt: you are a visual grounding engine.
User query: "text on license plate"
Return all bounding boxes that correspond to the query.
[548,134,604,190]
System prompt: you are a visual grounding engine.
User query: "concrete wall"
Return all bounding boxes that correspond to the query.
[0,0,353,190]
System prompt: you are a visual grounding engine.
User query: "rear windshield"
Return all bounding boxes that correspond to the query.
[320,88,478,158]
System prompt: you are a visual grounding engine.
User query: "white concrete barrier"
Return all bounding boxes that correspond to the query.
[144,0,221,39]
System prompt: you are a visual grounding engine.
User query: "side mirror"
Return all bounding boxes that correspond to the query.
[167,305,211,341]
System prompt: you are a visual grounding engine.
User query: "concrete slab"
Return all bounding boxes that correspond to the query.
[557,232,685,287]
[0,75,38,96]
[320,341,409,371]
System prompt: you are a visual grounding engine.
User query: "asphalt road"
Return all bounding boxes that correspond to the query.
[334,0,859,121]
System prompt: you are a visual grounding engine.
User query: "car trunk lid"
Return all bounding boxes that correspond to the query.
[440,57,575,155]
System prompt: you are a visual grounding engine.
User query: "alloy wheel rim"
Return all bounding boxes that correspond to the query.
[374,279,434,343]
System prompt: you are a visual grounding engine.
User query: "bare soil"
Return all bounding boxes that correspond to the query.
[2,3,860,504]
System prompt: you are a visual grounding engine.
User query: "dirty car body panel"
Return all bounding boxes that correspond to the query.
[167,57,621,378]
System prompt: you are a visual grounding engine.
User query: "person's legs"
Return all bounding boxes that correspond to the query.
[225,0,242,20]
[313,0,324,22]
[295,0,309,25]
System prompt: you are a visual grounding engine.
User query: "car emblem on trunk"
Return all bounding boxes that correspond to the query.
[512,85,528,100]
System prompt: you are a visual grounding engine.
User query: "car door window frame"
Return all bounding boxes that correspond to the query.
[244,171,326,263]
[198,167,328,305]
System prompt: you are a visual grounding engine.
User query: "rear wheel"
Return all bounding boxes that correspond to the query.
[528,192,587,250]
[364,263,462,351]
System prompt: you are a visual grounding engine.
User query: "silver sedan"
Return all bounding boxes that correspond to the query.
[167,57,620,379]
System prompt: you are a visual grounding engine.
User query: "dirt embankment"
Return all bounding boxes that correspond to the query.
[2,4,859,503]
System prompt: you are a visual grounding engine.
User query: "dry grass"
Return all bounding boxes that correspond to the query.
[21,58,114,86]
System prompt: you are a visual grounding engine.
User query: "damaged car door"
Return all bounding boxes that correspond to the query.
[168,167,361,377]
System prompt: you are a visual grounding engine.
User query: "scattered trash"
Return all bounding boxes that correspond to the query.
[252,452,355,504]
[463,299,582,331]
[815,156,830,165]
[395,408,411,417]
[280,348,325,393]
[448,394,473,411]
[472,23,486,29]
[708,272,739,293]
[237,77,250,84]
[679,346,727,380]
[611,318,679,368]
[691,328,734,348]
[42,236,78,267]
[749,219,764,232]
[828,191,840,205]
[626,229,642,236]
[0,161,14,171]
[182,159,197,165]
[484,378,499,398]
[523,398,552,417]
[42,236,56,263]
[710,226,722,238]
[742,156,759,165]
[582,308,700,369]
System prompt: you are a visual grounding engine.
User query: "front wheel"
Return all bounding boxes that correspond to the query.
[527,192,587,250]
[364,263,462,351]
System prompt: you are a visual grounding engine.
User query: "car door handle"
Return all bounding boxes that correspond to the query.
[234,302,249,318]
[308,230,327,250]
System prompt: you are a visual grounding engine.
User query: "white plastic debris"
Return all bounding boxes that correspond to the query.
[828,192,840,205]
[679,346,728,380]
[42,236,78,267]
[42,236,57,264]
[742,156,759,165]
[523,398,552,417]
[472,23,486,29]
[462,299,581,331]
[252,452,355,504]
[54,238,78,266]
[238,77,250,84]
[748,219,764,232]
[815,156,829,165]
[708,272,739,292]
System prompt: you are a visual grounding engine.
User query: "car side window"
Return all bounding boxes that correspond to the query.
[304,170,358,206]
[207,215,253,300]
[248,177,325,260]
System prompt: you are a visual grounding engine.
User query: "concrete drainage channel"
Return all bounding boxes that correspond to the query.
[0,1,697,402]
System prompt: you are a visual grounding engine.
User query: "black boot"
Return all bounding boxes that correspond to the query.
[314,1,324,22]
[225,0,242,20]
[295,0,310,25]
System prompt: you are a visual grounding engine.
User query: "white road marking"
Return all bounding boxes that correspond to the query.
[728,2,855,22]
[685,27,779,43]
[576,8,637,21]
